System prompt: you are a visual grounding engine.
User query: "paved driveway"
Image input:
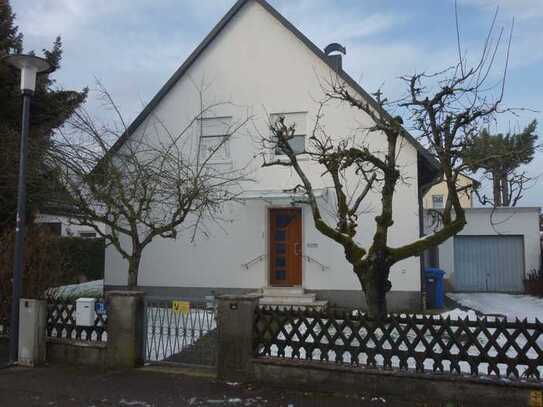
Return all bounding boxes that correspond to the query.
[447,292,543,321]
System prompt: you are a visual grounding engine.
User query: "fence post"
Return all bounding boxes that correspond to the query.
[105,290,144,368]
[216,294,259,380]
[18,298,47,366]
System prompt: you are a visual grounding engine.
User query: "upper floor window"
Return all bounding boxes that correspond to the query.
[271,112,307,155]
[432,194,444,209]
[198,116,231,163]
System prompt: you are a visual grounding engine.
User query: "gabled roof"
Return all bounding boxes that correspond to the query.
[109,0,438,173]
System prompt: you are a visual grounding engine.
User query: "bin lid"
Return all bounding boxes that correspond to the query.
[75,297,97,303]
[424,268,445,277]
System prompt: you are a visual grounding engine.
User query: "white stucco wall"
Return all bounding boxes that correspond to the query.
[429,207,541,287]
[105,1,422,294]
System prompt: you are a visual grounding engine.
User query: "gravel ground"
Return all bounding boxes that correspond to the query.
[0,364,436,407]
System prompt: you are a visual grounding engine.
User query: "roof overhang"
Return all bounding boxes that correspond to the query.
[239,188,328,202]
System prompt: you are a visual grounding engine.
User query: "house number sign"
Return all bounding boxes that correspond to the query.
[172,300,190,315]
[95,302,107,315]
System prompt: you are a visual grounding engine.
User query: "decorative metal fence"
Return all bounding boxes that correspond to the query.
[144,298,217,366]
[46,300,107,342]
[254,307,543,382]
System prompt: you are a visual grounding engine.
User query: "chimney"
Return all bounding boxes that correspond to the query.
[324,43,346,72]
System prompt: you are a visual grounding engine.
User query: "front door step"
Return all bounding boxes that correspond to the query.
[262,287,304,297]
[257,287,328,310]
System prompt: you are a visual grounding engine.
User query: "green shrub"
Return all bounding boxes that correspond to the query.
[57,237,105,282]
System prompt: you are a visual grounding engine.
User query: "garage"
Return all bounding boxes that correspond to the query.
[454,235,525,292]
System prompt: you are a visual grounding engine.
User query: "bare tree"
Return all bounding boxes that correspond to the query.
[49,85,251,288]
[261,13,513,319]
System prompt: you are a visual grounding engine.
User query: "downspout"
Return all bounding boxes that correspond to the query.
[417,168,427,311]
[417,153,441,311]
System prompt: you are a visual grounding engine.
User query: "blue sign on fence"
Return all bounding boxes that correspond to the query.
[95,302,107,315]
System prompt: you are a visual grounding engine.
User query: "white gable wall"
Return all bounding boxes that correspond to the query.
[105,1,422,305]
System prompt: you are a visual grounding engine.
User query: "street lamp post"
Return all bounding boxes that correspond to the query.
[2,54,53,364]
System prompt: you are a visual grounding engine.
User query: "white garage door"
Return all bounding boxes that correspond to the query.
[454,235,525,292]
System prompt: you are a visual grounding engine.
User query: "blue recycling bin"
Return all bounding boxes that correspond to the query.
[425,268,446,309]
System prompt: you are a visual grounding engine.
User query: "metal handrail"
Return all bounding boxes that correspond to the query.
[303,255,329,271]
[242,253,328,271]
[242,254,266,270]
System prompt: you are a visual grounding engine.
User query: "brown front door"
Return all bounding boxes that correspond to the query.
[269,208,302,286]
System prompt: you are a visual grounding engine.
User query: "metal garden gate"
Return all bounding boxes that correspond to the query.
[143,298,217,367]
[454,235,525,292]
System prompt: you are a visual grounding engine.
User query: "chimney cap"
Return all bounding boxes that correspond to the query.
[324,43,346,56]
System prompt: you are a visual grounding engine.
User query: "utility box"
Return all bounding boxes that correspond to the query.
[18,299,47,367]
[76,298,96,326]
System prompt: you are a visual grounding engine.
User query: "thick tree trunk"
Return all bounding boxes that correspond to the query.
[358,265,389,320]
[127,252,141,289]
[501,174,510,206]
[492,172,502,206]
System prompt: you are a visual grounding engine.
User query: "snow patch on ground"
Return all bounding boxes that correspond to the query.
[119,399,153,407]
[188,396,266,406]
[447,292,543,321]
[438,308,479,320]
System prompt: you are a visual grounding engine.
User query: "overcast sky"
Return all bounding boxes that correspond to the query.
[11,0,543,206]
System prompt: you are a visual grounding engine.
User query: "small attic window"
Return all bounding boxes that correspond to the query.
[271,112,307,155]
[432,194,444,209]
[198,116,232,163]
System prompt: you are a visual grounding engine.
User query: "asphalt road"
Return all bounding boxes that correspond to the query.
[0,338,8,366]
[0,364,431,407]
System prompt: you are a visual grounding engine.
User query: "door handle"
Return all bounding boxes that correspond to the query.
[295,243,301,256]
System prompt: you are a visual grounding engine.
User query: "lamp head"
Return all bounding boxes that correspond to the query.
[2,54,54,92]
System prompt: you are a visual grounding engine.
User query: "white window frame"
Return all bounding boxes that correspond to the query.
[270,112,307,156]
[198,116,232,164]
[432,194,444,209]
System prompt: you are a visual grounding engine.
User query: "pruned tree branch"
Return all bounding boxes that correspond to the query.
[48,83,251,288]
[260,6,514,319]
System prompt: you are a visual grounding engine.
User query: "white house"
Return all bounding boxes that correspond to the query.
[35,211,105,238]
[104,0,440,310]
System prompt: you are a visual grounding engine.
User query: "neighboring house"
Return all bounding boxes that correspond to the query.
[34,201,106,238]
[35,212,102,238]
[425,207,541,293]
[104,0,440,310]
[423,173,478,209]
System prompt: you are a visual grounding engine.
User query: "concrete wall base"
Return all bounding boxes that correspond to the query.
[46,338,106,367]
[106,285,422,311]
[253,358,542,407]
[305,289,421,311]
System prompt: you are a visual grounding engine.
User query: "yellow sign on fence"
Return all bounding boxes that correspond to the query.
[172,300,190,315]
